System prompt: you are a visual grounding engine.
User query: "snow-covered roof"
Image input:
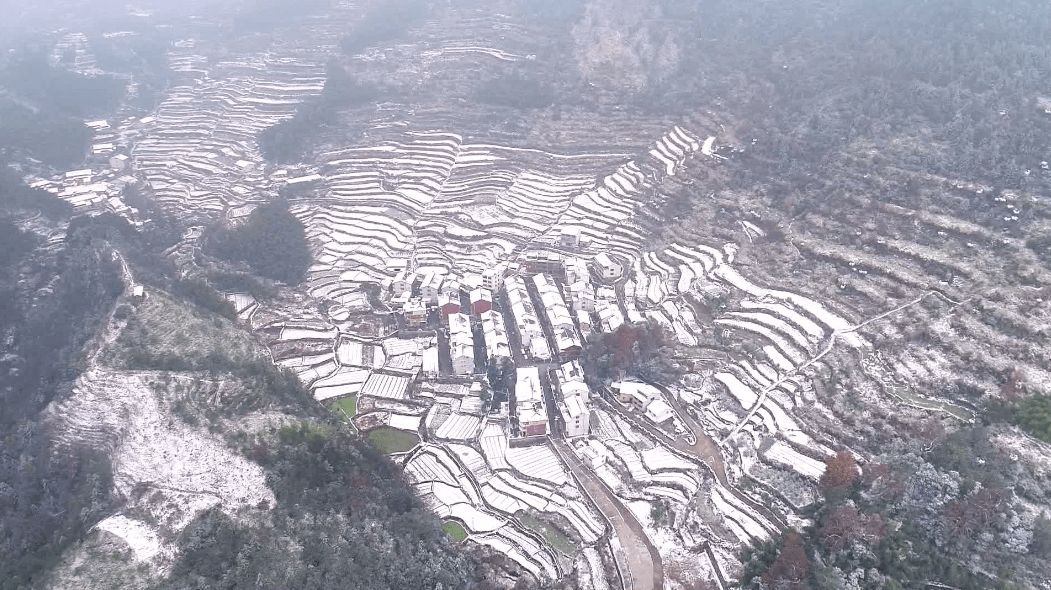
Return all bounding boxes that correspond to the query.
[645,399,674,423]
[515,367,543,403]
[594,252,617,269]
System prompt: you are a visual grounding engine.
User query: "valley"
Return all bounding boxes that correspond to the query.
[5,1,1051,589]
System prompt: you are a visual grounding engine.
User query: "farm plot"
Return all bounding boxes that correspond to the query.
[405,444,561,581]
[368,427,420,454]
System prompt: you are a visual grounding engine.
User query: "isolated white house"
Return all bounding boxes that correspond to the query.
[560,226,581,248]
[109,154,129,171]
[581,440,608,469]
[592,253,622,280]
[645,399,675,425]
[613,381,661,409]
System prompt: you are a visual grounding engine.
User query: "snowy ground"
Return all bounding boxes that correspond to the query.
[47,369,275,571]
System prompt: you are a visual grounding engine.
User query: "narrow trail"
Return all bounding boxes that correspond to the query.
[722,289,964,442]
[88,248,136,368]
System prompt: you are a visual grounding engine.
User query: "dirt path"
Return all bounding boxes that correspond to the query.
[553,438,662,590]
[88,249,136,367]
[609,388,788,531]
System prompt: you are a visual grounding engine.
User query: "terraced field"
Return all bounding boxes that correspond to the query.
[58,0,1049,587]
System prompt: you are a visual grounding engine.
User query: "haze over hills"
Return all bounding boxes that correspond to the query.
[2,1,1051,590]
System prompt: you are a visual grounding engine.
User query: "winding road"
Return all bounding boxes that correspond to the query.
[604,384,788,531]
[552,438,663,590]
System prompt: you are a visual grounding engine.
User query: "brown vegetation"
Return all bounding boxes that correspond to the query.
[817,504,885,553]
[818,451,857,497]
[761,533,811,590]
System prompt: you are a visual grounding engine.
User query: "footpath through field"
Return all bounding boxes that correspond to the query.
[553,438,662,590]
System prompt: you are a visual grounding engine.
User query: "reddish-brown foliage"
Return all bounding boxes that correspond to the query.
[818,451,858,496]
[942,487,1008,537]
[818,504,885,553]
[761,533,811,590]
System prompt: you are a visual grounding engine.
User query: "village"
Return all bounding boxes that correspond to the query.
[18,81,873,589]
[13,13,944,590]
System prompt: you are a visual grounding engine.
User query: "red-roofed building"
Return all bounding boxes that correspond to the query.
[470,288,492,314]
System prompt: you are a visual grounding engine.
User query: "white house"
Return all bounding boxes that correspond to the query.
[109,154,129,171]
[441,279,461,299]
[481,263,507,291]
[645,399,675,425]
[403,298,428,325]
[580,440,608,469]
[515,366,547,437]
[392,269,413,294]
[613,381,661,410]
[556,360,590,437]
[592,253,622,280]
[559,396,589,437]
[560,226,581,248]
[421,271,445,304]
[565,257,590,285]
[448,312,475,375]
[568,280,595,313]
[576,309,592,334]
[422,347,439,377]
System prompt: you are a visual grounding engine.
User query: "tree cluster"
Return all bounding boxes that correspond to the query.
[0,223,124,590]
[742,427,1049,590]
[581,320,681,384]
[258,62,381,163]
[988,394,1051,444]
[158,422,489,590]
[206,198,312,285]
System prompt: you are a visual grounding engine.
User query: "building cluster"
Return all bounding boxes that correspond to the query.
[612,381,675,426]
[532,274,582,358]
[447,312,475,375]
[481,310,511,364]
[505,275,551,361]
[389,267,497,377]
[564,257,596,340]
